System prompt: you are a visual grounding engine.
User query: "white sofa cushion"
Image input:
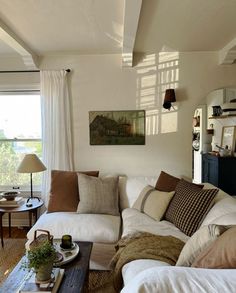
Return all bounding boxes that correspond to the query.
[201,197,236,227]
[27,212,120,244]
[119,176,157,210]
[207,212,236,225]
[122,208,189,243]
[122,259,171,287]
[121,266,236,293]
[203,182,231,203]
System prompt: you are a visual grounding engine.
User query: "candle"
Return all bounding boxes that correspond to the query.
[61,235,72,249]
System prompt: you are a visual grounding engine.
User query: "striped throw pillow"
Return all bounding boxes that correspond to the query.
[165,179,218,236]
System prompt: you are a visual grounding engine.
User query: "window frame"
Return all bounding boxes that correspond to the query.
[0,90,42,191]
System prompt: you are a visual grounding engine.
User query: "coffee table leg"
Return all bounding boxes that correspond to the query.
[0,212,4,248]
[8,213,11,237]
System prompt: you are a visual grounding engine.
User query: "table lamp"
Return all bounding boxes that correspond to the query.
[17,154,46,203]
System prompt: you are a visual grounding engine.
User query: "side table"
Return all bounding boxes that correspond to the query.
[0,198,44,248]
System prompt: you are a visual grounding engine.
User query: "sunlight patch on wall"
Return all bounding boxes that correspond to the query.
[136,52,179,136]
[161,111,178,134]
[146,109,159,136]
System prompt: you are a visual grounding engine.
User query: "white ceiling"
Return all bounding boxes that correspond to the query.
[0,0,236,66]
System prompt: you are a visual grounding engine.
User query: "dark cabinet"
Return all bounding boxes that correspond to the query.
[202,154,236,195]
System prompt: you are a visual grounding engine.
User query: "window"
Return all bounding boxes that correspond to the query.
[0,92,42,190]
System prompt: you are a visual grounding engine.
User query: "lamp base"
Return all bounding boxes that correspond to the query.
[27,196,40,203]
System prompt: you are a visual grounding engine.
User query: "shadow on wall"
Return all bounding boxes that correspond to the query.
[135,52,179,135]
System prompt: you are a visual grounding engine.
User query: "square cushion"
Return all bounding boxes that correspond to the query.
[155,171,180,192]
[47,170,99,213]
[77,174,119,216]
[27,211,121,244]
[132,185,175,221]
[192,226,236,268]
[176,224,228,267]
[165,179,218,236]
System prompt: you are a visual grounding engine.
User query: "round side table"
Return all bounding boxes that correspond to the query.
[0,198,44,248]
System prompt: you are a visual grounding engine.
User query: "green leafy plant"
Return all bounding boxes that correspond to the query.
[26,241,57,270]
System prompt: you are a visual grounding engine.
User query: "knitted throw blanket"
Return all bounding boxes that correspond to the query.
[110,232,185,291]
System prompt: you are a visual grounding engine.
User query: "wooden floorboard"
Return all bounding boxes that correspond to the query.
[2,227,27,239]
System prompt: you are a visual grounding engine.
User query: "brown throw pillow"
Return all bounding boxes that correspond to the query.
[47,170,99,213]
[155,171,180,192]
[192,226,236,268]
[165,179,218,236]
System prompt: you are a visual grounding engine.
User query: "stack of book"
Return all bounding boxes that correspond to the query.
[0,196,24,207]
[19,268,64,293]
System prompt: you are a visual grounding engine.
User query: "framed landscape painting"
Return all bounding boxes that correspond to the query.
[89,110,145,145]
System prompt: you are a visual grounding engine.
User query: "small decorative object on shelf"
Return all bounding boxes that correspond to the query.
[212,105,222,116]
[207,129,214,135]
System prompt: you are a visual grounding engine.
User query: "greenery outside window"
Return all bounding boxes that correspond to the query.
[0,92,42,191]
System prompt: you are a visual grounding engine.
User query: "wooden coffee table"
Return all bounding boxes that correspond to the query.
[1,241,93,293]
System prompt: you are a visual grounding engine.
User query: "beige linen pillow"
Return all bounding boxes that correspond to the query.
[133,185,175,221]
[176,224,228,267]
[192,226,236,268]
[77,174,119,216]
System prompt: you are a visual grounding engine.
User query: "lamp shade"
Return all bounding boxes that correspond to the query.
[17,154,46,173]
[163,89,176,110]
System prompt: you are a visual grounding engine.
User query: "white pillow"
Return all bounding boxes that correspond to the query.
[201,197,236,227]
[176,224,227,267]
[132,185,175,221]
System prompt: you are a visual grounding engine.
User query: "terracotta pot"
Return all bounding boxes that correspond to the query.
[35,262,53,282]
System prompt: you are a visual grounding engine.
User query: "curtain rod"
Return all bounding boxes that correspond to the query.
[0,69,71,73]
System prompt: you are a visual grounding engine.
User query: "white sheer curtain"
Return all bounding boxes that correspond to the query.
[40,70,74,204]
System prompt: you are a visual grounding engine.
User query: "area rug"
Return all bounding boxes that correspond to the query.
[0,238,26,284]
[85,270,116,293]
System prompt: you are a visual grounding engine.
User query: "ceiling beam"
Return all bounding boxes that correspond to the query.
[219,37,236,65]
[0,19,39,69]
[122,0,142,67]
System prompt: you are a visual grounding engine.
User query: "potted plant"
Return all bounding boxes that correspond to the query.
[26,240,57,282]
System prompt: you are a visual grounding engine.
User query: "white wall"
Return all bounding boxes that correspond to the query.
[1,53,236,181]
[38,52,236,180]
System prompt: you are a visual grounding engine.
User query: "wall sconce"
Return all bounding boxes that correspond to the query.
[163,89,176,110]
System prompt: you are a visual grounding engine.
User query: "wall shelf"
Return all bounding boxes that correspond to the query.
[209,114,236,119]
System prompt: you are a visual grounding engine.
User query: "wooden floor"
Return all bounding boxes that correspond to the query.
[2,227,27,239]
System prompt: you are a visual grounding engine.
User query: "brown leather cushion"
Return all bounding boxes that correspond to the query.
[155,171,180,192]
[192,226,236,268]
[47,170,99,213]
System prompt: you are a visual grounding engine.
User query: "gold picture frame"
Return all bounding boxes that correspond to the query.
[221,126,236,153]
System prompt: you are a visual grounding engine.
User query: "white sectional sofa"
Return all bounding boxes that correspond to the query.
[26,173,236,292]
